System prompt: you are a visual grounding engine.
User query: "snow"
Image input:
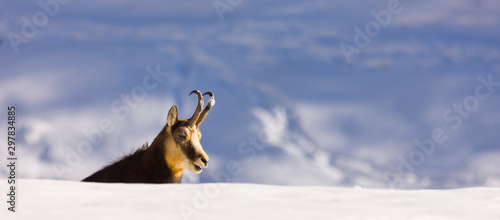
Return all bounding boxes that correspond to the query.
[2,179,500,219]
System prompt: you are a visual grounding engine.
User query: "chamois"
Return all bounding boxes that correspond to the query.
[82,90,215,183]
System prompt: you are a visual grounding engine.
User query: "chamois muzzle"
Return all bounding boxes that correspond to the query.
[184,90,215,174]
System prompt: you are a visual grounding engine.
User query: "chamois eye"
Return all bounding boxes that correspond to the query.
[178,134,187,139]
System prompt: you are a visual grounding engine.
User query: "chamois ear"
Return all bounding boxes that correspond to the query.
[167,105,178,128]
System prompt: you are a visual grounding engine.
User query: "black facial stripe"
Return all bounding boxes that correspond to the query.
[181,142,197,161]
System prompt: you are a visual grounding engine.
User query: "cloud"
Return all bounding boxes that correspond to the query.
[0,94,176,181]
[237,155,344,186]
[1,0,499,189]
[296,102,414,151]
[446,151,500,187]
[0,74,66,107]
[246,104,416,187]
[394,0,500,27]
[261,0,332,16]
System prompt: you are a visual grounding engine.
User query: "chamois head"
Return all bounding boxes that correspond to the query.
[165,90,215,175]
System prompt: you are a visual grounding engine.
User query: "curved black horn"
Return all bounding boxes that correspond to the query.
[188,90,204,126]
[196,92,215,127]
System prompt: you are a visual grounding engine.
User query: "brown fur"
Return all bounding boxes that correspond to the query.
[82,125,185,183]
[82,92,213,184]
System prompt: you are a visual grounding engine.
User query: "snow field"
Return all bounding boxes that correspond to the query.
[2,179,500,220]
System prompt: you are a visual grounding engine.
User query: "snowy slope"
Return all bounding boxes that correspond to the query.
[2,179,500,220]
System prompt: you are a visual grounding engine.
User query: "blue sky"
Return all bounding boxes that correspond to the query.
[1,0,500,188]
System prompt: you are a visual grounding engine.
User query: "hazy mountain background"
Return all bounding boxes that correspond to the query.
[1,0,499,188]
